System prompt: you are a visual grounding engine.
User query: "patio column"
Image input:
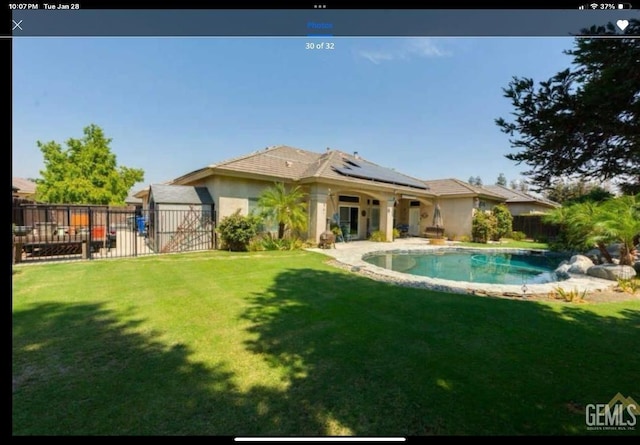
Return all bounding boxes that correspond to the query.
[308,189,328,243]
[379,195,395,242]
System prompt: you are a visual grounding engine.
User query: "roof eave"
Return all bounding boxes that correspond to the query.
[171,167,213,185]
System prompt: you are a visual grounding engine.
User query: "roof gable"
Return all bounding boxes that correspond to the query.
[212,145,321,180]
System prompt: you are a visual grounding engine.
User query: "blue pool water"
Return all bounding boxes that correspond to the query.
[363,250,567,285]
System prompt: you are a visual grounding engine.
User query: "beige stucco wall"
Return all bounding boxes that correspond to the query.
[202,176,279,220]
[438,197,474,238]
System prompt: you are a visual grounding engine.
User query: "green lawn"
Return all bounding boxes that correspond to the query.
[12,251,639,436]
[458,240,550,249]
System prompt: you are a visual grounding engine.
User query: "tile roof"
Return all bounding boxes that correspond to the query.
[150,184,214,205]
[12,178,37,193]
[212,145,321,180]
[125,194,143,204]
[423,178,505,200]
[484,184,560,207]
[180,145,435,194]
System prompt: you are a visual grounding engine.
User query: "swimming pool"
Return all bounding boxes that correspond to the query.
[362,249,567,285]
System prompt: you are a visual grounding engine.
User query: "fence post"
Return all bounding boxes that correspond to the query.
[88,207,93,260]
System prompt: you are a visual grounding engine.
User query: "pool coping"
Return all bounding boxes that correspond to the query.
[306,239,617,298]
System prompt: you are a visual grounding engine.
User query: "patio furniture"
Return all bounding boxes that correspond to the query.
[396,224,409,238]
[424,226,445,239]
[340,224,352,242]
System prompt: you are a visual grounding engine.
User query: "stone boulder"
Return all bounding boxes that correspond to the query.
[587,264,637,281]
[554,261,571,279]
[584,248,601,264]
[567,255,594,275]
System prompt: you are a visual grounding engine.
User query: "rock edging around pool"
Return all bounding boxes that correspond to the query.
[348,247,616,299]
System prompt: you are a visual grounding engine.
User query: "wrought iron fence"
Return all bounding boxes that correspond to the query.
[12,204,216,264]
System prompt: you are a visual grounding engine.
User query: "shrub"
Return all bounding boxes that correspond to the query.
[459,235,471,243]
[369,230,387,242]
[217,209,261,251]
[247,236,266,252]
[492,204,513,241]
[509,231,526,241]
[617,278,640,295]
[392,228,400,239]
[255,232,304,251]
[472,211,497,243]
[550,287,587,303]
[534,235,549,244]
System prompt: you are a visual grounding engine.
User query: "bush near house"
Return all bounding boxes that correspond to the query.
[216,210,261,251]
[472,210,497,243]
[369,231,387,242]
[492,204,513,241]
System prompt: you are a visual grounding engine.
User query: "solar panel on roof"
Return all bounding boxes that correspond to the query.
[332,160,427,190]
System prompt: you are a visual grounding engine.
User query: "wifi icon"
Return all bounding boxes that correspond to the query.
[590,2,599,8]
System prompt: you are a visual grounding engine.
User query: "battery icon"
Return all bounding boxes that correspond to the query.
[618,3,624,8]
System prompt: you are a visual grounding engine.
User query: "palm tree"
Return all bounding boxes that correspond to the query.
[595,194,640,266]
[545,195,640,265]
[544,200,613,262]
[258,182,307,239]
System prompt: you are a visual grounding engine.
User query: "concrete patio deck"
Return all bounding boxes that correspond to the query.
[306,237,617,299]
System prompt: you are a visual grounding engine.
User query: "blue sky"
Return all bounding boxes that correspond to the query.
[12,37,576,191]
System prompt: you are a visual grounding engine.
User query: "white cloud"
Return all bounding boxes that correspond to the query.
[358,50,396,64]
[357,38,451,64]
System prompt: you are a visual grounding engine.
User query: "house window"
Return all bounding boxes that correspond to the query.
[339,195,360,203]
[370,207,380,232]
[248,197,260,216]
[249,197,278,234]
[372,199,380,206]
[410,201,420,207]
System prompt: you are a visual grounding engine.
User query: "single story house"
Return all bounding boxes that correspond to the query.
[483,184,560,215]
[135,145,512,245]
[137,146,443,243]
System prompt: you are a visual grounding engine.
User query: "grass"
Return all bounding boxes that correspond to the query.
[458,240,549,249]
[12,250,639,436]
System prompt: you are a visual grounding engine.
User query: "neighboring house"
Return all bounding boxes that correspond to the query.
[422,179,506,240]
[484,184,561,215]
[136,146,440,243]
[124,193,143,207]
[145,184,215,253]
[12,178,37,200]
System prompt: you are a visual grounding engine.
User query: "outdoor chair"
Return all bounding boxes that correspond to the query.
[340,224,351,242]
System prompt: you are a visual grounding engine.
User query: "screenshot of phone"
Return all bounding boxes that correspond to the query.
[10,4,640,439]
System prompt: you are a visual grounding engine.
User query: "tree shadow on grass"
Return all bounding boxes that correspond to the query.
[241,267,640,436]
[13,267,640,436]
[12,302,307,436]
